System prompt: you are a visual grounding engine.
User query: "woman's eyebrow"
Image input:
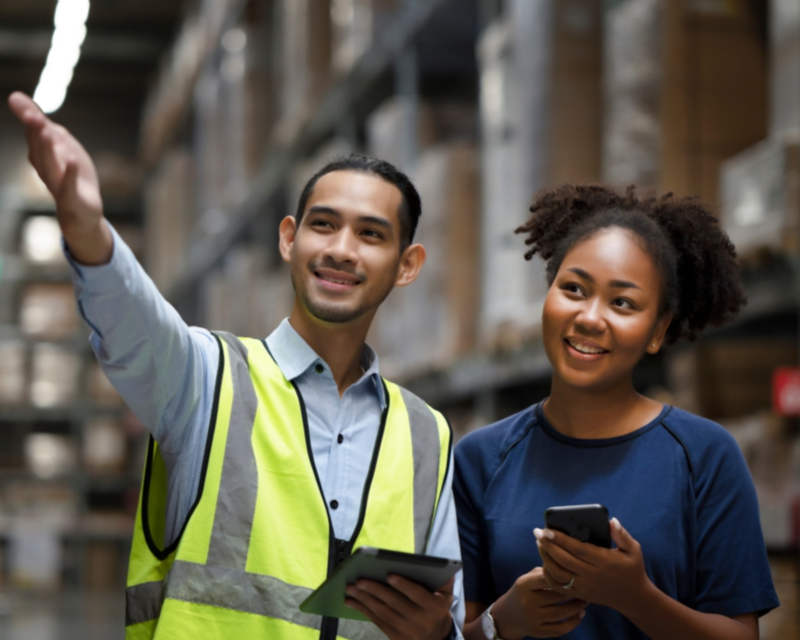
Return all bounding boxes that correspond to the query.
[566,268,641,290]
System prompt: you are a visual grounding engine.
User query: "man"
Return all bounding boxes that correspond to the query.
[8,91,463,640]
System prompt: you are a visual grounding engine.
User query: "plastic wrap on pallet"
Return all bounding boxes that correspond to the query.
[602,0,663,188]
[720,138,800,257]
[771,0,800,138]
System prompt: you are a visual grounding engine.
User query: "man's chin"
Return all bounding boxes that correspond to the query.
[305,301,367,324]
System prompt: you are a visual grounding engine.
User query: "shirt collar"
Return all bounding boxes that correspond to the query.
[265,318,386,408]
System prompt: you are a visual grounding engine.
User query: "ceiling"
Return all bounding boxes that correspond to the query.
[0,0,186,157]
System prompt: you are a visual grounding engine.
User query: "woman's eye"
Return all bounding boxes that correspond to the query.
[613,298,634,310]
[562,283,583,295]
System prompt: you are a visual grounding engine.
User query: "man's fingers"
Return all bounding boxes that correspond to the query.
[386,574,453,606]
[343,598,401,639]
[346,584,413,636]
[8,92,46,127]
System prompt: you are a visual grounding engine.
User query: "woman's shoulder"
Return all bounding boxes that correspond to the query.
[455,405,538,474]
[659,405,750,481]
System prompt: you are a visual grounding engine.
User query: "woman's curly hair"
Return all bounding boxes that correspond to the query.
[515,184,747,345]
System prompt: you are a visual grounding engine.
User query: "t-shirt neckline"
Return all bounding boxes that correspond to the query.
[533,401,672,448]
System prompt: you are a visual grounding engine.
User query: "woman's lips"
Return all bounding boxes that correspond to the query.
[564,337,608,360]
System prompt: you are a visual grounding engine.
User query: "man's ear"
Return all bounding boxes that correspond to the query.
[647,311,673,354]
[395,243,426,288]
[278,216,297,264]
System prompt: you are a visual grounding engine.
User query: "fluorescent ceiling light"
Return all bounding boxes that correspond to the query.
[32,0,90,114]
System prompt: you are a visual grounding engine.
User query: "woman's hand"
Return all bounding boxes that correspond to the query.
[479,567,588,639]
[534,517,650,614]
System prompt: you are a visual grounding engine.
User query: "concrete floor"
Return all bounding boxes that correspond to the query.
[0,589,124,640]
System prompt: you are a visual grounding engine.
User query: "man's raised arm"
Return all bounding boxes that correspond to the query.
[7,92,218,461]
[8,92,113,265]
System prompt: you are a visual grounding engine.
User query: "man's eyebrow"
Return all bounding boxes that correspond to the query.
[359,215,394,231]
[306,206,394,232]
[307,205,340,217]
[566,268,641,290]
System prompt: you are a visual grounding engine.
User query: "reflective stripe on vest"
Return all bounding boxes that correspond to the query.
[125,332,452,640]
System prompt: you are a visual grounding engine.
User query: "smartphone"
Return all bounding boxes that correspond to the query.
[544,504,612,548]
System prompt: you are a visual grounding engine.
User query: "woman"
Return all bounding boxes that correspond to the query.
[455,185,779,640]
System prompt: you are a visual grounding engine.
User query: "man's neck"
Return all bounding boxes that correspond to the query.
[288,306,373,397]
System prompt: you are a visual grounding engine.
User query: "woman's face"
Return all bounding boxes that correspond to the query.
[542,226,671,393]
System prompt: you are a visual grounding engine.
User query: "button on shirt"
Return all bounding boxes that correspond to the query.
[265,317,385,540]
[65,225,464,634]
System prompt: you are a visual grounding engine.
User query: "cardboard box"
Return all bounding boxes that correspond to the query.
[83,419,127,476]
[0,341,26,405]
[144,149,194,292]
[30,344,80,408]
[372,142,479,378]
[87,361,124,408]
[660,0,768,202]
[668,340,798,420]
[84,541,123,590]
[19,283,80,341]
[202,249,294,339]
[720,138,800,256]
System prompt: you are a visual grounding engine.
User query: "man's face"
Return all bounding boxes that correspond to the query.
[281,170,410,325]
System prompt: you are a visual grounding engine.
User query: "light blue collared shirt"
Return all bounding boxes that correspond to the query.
[66,225,464,634]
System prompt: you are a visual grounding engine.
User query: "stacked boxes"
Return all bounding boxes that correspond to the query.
[373,143,480,379]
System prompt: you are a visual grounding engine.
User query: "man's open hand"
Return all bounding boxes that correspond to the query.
[8,91,112,265]
[345,575,454,640]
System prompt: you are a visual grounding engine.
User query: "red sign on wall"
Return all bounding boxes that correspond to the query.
[773,367,800,416]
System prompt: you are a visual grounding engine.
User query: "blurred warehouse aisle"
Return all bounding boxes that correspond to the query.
[0,0,798,638]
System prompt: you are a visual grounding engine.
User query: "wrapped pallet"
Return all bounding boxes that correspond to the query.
[272,0,333,145]
[771,0,800,139]
[331,0,400,74]
[720,138,800,257]
[479,1,603,352]
[373,142,479,379]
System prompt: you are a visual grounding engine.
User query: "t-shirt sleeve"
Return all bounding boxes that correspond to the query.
[690,424,780,617]
[454,430,498,606]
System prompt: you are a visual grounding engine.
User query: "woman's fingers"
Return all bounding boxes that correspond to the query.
[540,597,588,624]
[537,538,584,576]
[540,610,586,638]
[610,517,636,552]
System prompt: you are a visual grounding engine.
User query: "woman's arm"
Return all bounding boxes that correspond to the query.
[535,520,759,640]
[460,569,587,640]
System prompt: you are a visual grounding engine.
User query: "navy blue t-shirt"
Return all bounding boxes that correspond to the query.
[454,403,779,639]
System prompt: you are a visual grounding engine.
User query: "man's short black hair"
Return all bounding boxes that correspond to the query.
[295,152,422,250]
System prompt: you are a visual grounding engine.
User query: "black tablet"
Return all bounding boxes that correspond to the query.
[299,546,463,621]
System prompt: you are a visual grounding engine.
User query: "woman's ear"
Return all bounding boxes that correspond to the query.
[394,243,426,288]
[647,312,673,354]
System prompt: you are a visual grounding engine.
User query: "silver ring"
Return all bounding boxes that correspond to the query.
[561,574,575,590]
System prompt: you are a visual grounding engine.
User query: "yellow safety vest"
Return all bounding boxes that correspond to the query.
[125,332,452,640]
